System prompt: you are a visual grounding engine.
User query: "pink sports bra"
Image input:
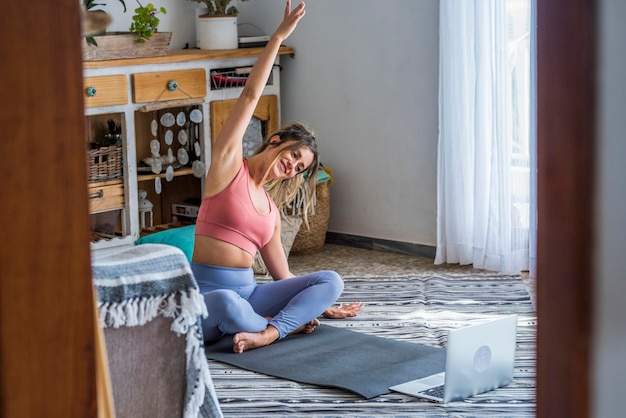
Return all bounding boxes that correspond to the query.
[195,160,277,256]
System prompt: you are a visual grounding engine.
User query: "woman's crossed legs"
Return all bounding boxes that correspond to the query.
[201,270,344,352]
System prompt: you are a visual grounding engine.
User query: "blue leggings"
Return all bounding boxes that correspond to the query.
[191,262,344,342]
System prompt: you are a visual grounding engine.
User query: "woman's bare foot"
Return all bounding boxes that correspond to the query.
[290,318,320,335]
[233,325,279,353]
[232,320,320,353]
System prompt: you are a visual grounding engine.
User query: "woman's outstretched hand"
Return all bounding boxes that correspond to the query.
[322,302,363,319]
[273,0,306,43]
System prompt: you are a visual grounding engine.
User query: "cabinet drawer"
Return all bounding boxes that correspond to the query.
[132,69,206,103]
[88,182,124,213]
[83,75,128,108]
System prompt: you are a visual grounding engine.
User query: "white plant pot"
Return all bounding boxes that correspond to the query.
[196,15,238,50]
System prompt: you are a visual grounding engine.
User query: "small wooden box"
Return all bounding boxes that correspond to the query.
[82,32,172,61]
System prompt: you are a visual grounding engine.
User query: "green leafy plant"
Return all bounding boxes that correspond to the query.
[83,0,127,46]
[129,1,167,43]
[187,0,248,17]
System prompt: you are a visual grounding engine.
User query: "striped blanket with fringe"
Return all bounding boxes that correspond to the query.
[92,244,222,418]
[208,273,536,417]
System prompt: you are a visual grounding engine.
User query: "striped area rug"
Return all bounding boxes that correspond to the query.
[206,273,537,417]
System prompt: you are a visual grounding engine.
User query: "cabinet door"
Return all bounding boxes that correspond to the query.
[211,95,279,145]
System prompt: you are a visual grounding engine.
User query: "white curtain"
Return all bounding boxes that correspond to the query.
[436,0,536,276]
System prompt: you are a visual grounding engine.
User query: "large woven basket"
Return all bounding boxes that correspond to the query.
[290,182,330,255]
[87,145,122,183]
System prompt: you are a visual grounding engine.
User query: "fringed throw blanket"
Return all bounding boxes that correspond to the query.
[92,244,222,418]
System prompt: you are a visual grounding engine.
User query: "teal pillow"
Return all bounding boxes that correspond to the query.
[135,225,196,261]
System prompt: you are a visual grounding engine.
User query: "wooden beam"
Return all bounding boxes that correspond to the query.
[536,0,596,417]
[0,1,98,416]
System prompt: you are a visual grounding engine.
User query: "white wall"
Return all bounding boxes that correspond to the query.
[239,0,440,247]
[595,0,626,416]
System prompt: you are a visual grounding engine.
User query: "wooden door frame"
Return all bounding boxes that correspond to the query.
[0,1,98,416]
[536,0,596,417]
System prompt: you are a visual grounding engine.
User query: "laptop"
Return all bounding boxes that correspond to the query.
[389,314,518,403]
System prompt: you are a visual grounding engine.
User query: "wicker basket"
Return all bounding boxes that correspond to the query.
[87,145,122,183]
[290,182,330,255]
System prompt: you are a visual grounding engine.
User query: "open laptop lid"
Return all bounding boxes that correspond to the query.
[442,314,518,402]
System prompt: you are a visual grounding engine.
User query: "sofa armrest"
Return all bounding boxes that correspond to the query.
[92,244,222,418]
[105,316,186,417]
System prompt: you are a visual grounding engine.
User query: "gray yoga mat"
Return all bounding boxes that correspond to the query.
[205,324,446,399]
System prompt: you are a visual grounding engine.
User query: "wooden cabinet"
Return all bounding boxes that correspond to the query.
[83,48,292,255]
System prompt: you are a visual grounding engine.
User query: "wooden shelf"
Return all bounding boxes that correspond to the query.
[137,167,194,182]
[83,46,295,69]
[88,178,123,188]
[140,221,189,236]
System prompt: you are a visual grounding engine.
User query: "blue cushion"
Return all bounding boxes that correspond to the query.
[135,225,196,261]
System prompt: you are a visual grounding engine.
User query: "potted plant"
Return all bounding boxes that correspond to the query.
[82,0,172,61]
[189,0,243,16]
[188,0,248,50]
[130,1,167,43]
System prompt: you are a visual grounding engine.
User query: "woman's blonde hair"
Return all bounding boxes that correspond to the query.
[252,122,319,228]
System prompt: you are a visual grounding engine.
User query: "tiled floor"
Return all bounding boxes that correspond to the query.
[287,243,537,308]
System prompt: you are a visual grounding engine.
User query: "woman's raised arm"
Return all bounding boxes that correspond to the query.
[207,0,306,190]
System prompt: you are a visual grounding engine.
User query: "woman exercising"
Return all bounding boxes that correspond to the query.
[191,0,361,353]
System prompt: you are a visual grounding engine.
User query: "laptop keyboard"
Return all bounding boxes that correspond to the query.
[420,385,445,399]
